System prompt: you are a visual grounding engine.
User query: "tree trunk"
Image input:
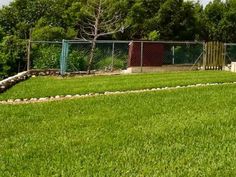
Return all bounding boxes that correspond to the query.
[87,40,96,74]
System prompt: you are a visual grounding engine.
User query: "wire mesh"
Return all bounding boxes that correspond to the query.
[65,41,129,73]
[128,41,203,67]
[162,43,203,65]
[29,40,204,74]
[225,44,236,63]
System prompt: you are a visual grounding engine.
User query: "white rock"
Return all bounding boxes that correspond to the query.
[39,98,48,101]
[30,98,38,101]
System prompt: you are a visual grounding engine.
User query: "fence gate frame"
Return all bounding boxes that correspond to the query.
[203,41,226,70]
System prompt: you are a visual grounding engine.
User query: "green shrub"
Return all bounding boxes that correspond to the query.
[32,45,61,69]
[67,50,88,71]
[95,57,125,70]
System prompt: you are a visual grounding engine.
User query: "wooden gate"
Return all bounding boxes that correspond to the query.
[203,41,226,70]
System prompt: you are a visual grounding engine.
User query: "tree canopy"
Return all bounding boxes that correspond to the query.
[0,0,235,77]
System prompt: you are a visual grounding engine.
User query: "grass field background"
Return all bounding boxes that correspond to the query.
[0,71,236,100]
[1,83,236,176]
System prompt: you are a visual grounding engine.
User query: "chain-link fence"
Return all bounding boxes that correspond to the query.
[63,41,129,74]
[162,42,203,65]
[225,43,236,63]
[29,40,205,75]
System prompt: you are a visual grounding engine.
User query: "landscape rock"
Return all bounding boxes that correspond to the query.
[39,98,48,101]
[30,98,38,101]
[7,99,14,103]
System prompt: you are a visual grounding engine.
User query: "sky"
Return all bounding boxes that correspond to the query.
[0,0,12,7]
[0,0,212,8]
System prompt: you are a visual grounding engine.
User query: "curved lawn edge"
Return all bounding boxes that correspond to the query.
[1,81,236,105]
[1,71,236,101]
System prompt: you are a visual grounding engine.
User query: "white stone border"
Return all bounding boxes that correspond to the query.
[1,81,236,105]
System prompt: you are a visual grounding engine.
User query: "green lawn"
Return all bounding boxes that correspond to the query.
[1,84,236,176]
[0,71,236,100]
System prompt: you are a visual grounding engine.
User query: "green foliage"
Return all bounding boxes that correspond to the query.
[147,30,160,41]
[67,50,88,71]
[0,35,26,78]
[1,0,236,76]
[32,45,61,69]
[95,57,125,70]
[32,26,67,41]
[204,0,226,41]
[0,27,5,41]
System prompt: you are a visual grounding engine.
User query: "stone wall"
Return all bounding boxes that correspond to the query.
[0,71,31,93]
[0,69,92,93]
[29,69,60,76]
[0,70,61,93]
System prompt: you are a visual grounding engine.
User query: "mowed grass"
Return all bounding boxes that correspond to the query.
[0,71,236,100]
[1,84,236,176]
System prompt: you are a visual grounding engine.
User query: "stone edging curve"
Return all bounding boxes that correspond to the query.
[0,81,236,105]
[0,72,31,93]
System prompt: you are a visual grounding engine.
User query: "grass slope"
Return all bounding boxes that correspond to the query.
[0,71,236,100]
[1,85,236,176]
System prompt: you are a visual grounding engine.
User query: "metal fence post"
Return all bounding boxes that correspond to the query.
[27,39,31,71]
[111,42,115,71]
[172,45,175,65]
[60,40,67,76]
[140,41,144,73]
[203,42,206,70]
[224,43,227,67]
[60,40,64,75]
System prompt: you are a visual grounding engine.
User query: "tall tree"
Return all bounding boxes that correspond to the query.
[219,0,236,42]
[124,0,162,39]
[157,0,198,40]
[79,0,124,73]
[204,0,226,41]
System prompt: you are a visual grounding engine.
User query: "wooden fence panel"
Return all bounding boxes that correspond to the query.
[203,41,225,70]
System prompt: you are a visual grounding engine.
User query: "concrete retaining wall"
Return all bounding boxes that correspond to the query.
[124,65,197,73]
[231,62,236,72]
